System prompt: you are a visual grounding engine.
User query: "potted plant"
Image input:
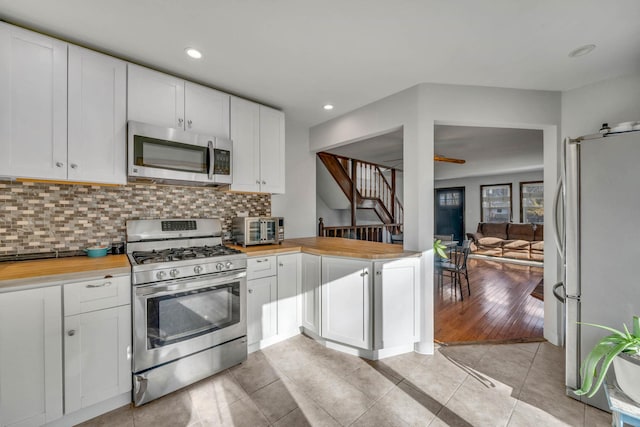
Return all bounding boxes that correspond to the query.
[433,239,448,259]
[575,316,640,402]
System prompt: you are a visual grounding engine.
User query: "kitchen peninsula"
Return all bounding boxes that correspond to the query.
[230,237,422,360]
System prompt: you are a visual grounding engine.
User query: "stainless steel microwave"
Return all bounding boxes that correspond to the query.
[128,121,232,186]
[232,217,284,246]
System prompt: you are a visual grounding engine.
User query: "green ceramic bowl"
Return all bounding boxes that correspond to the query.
[84,246,110,258]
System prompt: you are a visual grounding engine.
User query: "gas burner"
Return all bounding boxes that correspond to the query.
[132,245,243,265]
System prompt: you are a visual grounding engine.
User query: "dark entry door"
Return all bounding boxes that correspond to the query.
[434,187,465,243]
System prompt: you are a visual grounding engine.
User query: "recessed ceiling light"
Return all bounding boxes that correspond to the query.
[323,104,334,111]
[185,47,203,59]
[568,44,596,58]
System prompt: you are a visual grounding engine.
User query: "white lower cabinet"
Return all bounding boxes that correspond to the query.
[246,253,301,351]
[321,257,372,350]
[64,305,131,413]
[373,258,420,350]
[0,286,63,427]
[276,253,301,338]
[247,275,278,346]
[300,253,321,335]
[63,274,132,415]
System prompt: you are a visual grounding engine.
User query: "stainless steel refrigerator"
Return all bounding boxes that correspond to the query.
[553,127,640,410]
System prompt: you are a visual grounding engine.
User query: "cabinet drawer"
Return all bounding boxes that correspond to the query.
[247,256,277,280]
[64,275,130,315]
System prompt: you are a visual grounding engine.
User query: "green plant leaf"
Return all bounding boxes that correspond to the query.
[586,341,636,398]
[578,322,627,338]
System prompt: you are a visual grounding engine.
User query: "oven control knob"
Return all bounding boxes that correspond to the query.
[225,262,233,269]
[169,269,179,278]
[156,271,166,280]
[194,265,203,274]
[216,263,224,271]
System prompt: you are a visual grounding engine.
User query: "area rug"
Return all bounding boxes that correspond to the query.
[530,279,544,301]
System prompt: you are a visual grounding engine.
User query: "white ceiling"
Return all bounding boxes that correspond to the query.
[1,0,639,127]
[325,125,543,180]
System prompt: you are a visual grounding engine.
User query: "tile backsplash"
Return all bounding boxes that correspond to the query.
[0,181,270,255]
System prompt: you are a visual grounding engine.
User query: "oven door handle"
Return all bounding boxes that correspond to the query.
[136,270,246,297]
[207,140,214,180]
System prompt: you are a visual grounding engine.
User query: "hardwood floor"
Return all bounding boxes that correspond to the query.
[434,257,544,344]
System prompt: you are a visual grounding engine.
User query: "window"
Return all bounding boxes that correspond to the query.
[481,184,512,223]
[520,181,544,224]
[439,191,460,207]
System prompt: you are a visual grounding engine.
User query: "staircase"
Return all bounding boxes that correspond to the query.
[317,152,403,231]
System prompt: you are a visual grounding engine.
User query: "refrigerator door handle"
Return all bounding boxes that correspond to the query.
[552,176,564,257]
[553,282,566,303]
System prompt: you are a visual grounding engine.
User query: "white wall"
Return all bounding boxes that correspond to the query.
[435,170,544,235]
[310,83,560,353]
[271,119,317,238]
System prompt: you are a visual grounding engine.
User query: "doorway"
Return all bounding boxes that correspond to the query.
[434,187,465,243]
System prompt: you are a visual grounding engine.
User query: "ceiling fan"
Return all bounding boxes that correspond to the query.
[434,155,466,164]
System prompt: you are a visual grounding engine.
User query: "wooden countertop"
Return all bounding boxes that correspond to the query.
[0,255,131,291]
[229,237,420,260]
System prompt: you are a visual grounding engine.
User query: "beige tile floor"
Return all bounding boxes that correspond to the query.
[80,335,612,427]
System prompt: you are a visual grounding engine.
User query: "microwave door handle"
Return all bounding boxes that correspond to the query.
[207,140,214,180]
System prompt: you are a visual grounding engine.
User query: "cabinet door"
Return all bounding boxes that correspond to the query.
[258,106,285,194]
[0,286,63,426]
[64,305,131,413]
[68,45,126,184]
[247,255,277,280]
[373,258,420,350]
[321,257,372,349]
[300,253,321,335]
[230,97,260,192]
[277,253,300,337]
[127,64,185,129]
[185,82,230,138]
[0,23,67,180]
[247,276,277,345]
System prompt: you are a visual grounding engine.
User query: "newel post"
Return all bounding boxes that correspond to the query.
[318,217,324,236]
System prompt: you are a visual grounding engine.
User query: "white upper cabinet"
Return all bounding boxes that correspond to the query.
[184,82,230,138]
[259,105,285,194]
[128,65,230,138]
[230,97,260,192]
[230,97,285,193]
[0,22,67,180]
[127,64,185,130]
[68,45,127,184]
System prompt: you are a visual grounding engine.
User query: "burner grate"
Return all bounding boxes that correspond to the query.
[132,245,243,265]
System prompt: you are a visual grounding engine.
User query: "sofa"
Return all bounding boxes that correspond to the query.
[466,222,543,261]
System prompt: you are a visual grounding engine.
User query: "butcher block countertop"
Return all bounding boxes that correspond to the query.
[0,254,131,292]
[229,237,421,260]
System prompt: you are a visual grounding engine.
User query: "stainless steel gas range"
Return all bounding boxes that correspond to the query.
[126,218,247,406]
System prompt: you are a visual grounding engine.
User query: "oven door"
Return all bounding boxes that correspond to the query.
[133,270,246,373]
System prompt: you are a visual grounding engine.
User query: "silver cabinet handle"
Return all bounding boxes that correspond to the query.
[178,118,184,126]
[86,281,112,288]
[68,330,76,336]
[70,163,78,169]
[376,271,382,276]
[56,162,64,168]
[262,180,266,185]
[256,180,261,184]
[360,270,369,277]
[256,259,269,263]
[187,120,192,128]
[279,263,284,267]
[248,289,253,294]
